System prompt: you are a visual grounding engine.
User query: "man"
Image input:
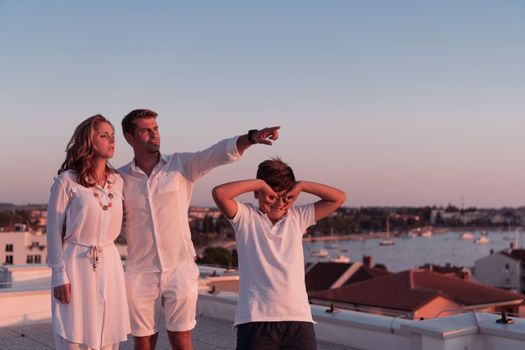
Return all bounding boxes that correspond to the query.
[119,109,279,350]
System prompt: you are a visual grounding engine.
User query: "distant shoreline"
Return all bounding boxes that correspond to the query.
[205,227,522,251]
[302,227,521,242]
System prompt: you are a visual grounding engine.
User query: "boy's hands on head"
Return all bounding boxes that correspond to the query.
[292,181,347,221]
[257,182,278,206]
[214,179,278,220]
[281,181,302,211]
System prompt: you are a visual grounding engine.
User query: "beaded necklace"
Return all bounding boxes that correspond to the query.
[92,174,114,210]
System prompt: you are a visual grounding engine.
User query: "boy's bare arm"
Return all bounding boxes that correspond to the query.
[288,181,346,221]
[212,180,276,219]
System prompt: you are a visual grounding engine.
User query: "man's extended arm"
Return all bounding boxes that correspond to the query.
[236,126,280,155]
[180,126,280,182]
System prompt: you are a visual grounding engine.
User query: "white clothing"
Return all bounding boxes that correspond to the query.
[53,333,119,350]
[118,136,241,334]
[125,260,200,336]
[229,202,316,326]
[118,136,241,273]
[47,171,130,349]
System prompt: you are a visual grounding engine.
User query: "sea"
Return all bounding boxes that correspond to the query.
[303,230,524,272]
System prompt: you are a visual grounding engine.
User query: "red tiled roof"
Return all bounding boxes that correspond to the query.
[500,249,525,262]
[367,265,391,277]
[342,266,375,286]
[418,263,471,280]
[310,269,523,312]
[305,262,353,292]
[343,265,391,286]
[419,263,464,274]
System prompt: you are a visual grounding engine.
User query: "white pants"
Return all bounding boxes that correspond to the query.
[53,333,120,350]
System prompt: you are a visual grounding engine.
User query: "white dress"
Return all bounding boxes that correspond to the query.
[46,170,130,349]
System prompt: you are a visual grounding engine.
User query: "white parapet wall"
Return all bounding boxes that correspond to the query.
[0,265,52,326]
[196,290,412,349]
[0,264,51,284]
[2,265,525,350]
[402,312,525,350]
[0,289,51,327]
[197,289,525,350]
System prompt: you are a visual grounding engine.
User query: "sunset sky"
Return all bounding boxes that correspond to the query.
[1,1,524,207]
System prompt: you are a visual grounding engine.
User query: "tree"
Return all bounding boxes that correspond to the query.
[196,247,237,267]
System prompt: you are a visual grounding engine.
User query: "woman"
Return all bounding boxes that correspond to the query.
[46,115,130,349]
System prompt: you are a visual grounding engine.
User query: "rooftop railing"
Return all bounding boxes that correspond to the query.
[1,266,525,350]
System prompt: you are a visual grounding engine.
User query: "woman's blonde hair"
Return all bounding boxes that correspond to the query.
[58,115,116,187]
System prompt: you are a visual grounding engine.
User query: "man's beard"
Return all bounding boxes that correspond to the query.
[146,144,160,153]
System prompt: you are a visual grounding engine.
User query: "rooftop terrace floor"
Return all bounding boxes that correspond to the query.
[0,315,353,350]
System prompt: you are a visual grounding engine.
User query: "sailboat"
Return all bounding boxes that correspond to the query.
[474,231,490,244]
[420,229,433,237]
[311,249,329,257]
[379,215,395,246]
[329,254,351,263]
[474,236,490,244]
[459,232,474,240]
[325,227,339,249]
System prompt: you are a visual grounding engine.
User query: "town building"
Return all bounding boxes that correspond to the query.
[475,247,525,294]
[309,269,524,319]
[305,257,390,294]
[2,262,525,349]
[419,263,472,280]
[0,230,47,266]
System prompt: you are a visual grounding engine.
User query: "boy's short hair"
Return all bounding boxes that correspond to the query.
[122,109,158,135]
[256,157,296,192]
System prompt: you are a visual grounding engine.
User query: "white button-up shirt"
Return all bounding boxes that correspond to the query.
[118,136,241,273]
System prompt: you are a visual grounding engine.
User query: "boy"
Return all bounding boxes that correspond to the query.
[212,158,346,350]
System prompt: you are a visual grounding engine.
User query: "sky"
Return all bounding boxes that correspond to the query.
[0,1,524,208]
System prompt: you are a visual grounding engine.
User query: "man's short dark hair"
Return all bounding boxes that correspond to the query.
[122,109,158,135]
[256,157,296,192]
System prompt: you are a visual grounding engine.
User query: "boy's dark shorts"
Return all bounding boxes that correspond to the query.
[236,321,317,350]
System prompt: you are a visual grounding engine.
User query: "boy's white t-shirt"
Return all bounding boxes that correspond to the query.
[229,201,316,326]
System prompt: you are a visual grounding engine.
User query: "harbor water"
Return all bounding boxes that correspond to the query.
[303,230,524,272]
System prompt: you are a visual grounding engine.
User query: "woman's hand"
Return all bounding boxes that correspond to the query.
[54,283,71,304]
